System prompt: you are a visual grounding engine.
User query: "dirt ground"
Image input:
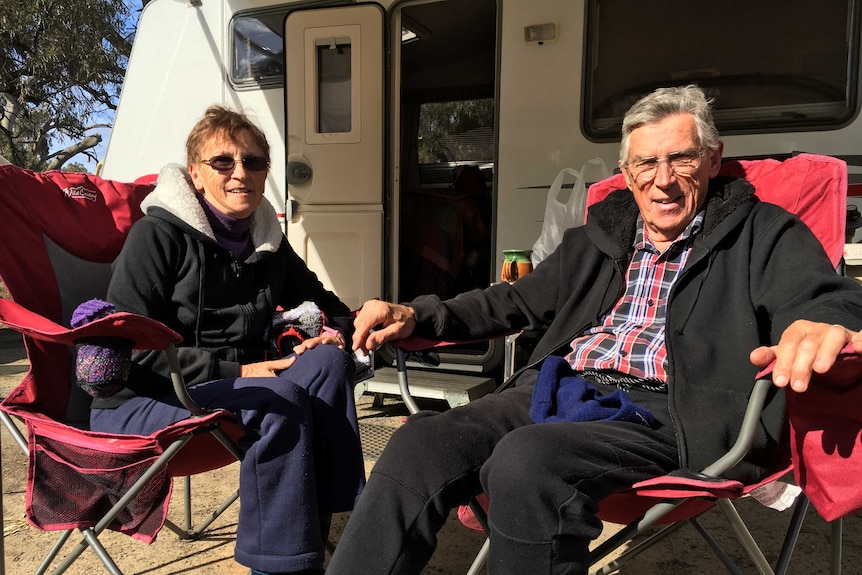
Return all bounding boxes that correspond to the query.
[0,326,859,575]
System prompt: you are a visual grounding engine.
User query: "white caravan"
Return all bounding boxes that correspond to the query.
[102,0,862,372]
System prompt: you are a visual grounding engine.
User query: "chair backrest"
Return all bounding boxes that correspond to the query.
[0,165,153,422]
[586,153,847,268]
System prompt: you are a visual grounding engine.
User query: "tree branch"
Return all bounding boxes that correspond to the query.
[43,134,102,171]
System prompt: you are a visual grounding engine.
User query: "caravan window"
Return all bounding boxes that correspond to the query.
[418,99,494,164]
[414,98,495,186]
[584,0,860,140]
[231,9,286,88]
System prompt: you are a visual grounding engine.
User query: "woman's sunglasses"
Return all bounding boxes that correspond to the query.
[201,155,270,172]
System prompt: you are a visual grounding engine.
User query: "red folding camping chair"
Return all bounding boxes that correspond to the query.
[388,153,857,575]
[0,165,245,574]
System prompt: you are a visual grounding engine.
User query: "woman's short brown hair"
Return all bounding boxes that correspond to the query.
[186,105,271,167]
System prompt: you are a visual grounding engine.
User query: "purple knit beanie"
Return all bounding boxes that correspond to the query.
[71,299,132,398]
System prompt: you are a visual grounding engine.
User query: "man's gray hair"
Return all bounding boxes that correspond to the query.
[619,85,720,164]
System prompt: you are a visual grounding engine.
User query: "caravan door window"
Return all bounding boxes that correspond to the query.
[317,39,353,133]
[584,0,860,140]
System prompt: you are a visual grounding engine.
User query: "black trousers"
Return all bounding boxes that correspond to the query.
[327,371,680,575]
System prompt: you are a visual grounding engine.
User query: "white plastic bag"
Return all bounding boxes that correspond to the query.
[531,158,609,267]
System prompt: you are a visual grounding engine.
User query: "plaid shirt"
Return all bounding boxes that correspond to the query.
[566,211,705,382]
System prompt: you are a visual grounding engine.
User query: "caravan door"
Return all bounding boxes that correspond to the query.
[284,4,385,310]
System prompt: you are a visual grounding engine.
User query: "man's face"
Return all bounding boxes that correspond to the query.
[621,114,723,246]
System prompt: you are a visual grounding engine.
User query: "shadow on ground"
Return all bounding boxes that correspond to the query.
[0,327,858,574]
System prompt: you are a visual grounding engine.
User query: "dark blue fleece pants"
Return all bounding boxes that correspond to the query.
[90,344,365,574]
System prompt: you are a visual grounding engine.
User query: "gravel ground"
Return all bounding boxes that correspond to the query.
[0,326,858,574]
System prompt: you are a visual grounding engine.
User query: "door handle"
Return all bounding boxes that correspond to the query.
[285,198,300,222]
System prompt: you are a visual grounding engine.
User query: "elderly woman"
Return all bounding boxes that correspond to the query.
[90,105,364,575]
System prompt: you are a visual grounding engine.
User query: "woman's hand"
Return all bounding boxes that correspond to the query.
[293,333,344,355]
[240,356,298,378]
[241,333,343,377]
[240,333,344,377]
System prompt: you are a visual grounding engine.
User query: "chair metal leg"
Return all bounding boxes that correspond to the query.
[44,527,123,575]
[591,520,689,575]
[72,529,123,575]
[35,531,72,575]
[0,425,5,575]
[395,348,421,415]
[163,488,240,539]
[0,410,27,575]
[831,518,842,575]
[184,475,192,531]
[466,537,489,575]
[774,494,810,575]
[590,499,685,564]
[0,410,27,453]
[688,517,747,575]
[715,498,774,575]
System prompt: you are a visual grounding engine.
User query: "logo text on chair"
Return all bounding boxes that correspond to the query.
[63,186,98,202]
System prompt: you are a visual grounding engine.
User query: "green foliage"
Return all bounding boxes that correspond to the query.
[0,0,136,170]
[418,99,495,164]
[63,162,88,173]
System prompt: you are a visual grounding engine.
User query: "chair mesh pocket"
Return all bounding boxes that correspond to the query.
[27,432,172,543]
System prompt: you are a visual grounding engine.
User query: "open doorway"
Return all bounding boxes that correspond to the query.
[395,0,497,304]
[390,0,499,371]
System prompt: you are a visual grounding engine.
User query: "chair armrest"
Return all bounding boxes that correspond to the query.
[386,332,517,414]
[389,336,480,353]
[0,297,213,417]
[388,331,519,353]
[701,377,775,478]
[0,297,181,349]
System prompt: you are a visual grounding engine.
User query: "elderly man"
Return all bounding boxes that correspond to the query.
[326,85,862,575]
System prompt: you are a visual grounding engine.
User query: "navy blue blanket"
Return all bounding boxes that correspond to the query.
[529,356,656,427]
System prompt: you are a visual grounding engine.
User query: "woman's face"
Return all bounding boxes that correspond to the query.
[188,129,269,219]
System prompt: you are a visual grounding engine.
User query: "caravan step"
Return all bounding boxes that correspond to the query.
[355,367,496,409]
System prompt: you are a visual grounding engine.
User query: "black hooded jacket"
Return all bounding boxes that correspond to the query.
[408,176,862,483]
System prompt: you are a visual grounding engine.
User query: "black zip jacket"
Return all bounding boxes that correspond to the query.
[408,176,862,483]
[96,164,352,408]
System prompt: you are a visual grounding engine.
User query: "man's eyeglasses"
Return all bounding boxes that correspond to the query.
[623,149,705,184]
[201,155,270,172]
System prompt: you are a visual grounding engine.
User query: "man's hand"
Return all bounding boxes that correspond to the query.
[750,320,862,392]
[352,300,417,354]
